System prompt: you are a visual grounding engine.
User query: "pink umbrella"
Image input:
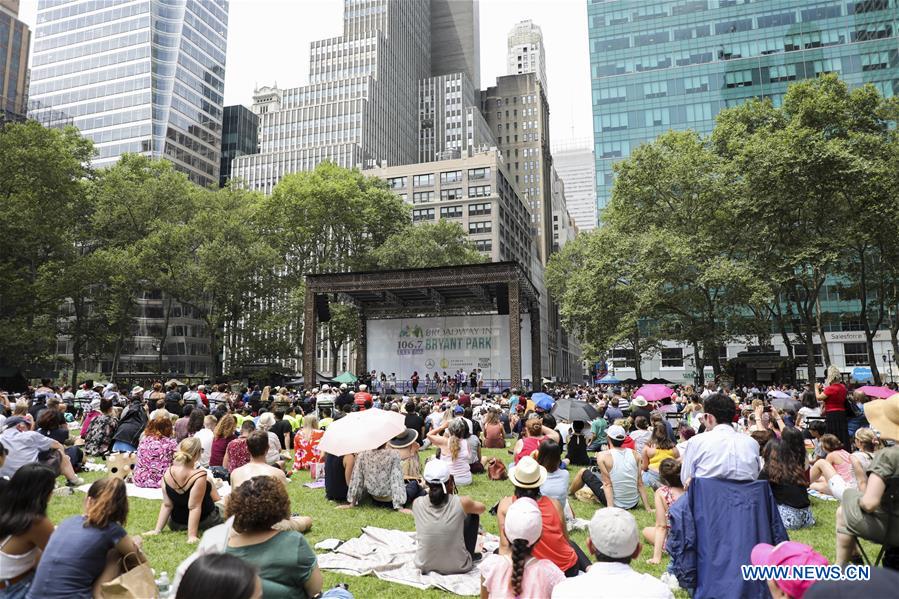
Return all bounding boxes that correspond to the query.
[855,385,893,399]
[318,408,407,456]
[633,384,675,403]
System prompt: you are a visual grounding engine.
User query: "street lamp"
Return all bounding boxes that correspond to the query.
[882,351,894,384]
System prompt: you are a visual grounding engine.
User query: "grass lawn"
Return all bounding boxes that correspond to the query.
[46,446,865,598]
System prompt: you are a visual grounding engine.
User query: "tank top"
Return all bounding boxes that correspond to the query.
[412,494,472,574]
[164,469,216,525]
[832,450,856,486]
[526,495,577,571]
[610,447,639,509]
[0,535,40,578]
[515,435,544,464]
[648,447,676,471]
[484,423,505,448]
[441,438,472,485]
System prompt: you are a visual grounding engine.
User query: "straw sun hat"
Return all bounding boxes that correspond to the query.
[865,394,899,442]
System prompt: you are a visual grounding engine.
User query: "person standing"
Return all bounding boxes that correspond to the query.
[816,365,850,450]
[411,372,420,394]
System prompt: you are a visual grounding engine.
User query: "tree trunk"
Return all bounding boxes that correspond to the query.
[814,296,832,367]
[692,339,705,386]
[630,330,643,380]
[777,299,795,360]
[157,295,173,375]
[330,341,340,377]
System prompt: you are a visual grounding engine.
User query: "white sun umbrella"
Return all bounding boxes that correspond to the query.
[318,408,407,456]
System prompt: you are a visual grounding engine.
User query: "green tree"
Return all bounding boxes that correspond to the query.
[324,303,360,376]
[371,220,486,269]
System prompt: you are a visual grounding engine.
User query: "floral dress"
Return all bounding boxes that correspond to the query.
[83,414,119,456]
[132,435,177,488]
[293,429,324,471]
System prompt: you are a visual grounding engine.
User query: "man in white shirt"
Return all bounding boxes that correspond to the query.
[680,393,761,487]
[552,507,673,599]
[194,414,217,467]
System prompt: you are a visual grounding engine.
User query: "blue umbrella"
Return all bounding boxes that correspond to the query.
[598,374,620,384]
[532,392,554,411]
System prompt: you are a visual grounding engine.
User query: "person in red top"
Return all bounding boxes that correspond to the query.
[497,457,591,577]
[354,384,372,409]
[512,415,561,464]
[223,419,255,473]
[816,365,850,451]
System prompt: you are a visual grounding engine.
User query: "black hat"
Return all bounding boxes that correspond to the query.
[388,428,419,449]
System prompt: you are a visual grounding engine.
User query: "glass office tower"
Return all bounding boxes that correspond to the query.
[29,0,229,187]
[588,0,899,214]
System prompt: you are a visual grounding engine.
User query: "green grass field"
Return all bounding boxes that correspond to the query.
[47,446,856,598]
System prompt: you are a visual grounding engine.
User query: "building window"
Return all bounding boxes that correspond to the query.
[861,52,889,71]
[412,208,435,222]
[661,348,684,368]
[644,108,670,127]
[611,348,634,365]
[468,167,491,180]
[794,344,823,367]
[468,221,492,234]
[768,64,797,83]
[597,86,627,104]
[468,185,491,197]
[440,170,462,184]
[686,103,712,122]
[814,58,842,75]
[387,176,407,189]
[474,239,492,252]
[440,187,463,201]
[600,112,628,131]
[684,75,710,93]
[440,205,462,218]
[844,343,869,366]
[643,81,668,98]
[725,69,753,88]
[469,202,491,216]
[413,173,435,187]
[412,191,434,204]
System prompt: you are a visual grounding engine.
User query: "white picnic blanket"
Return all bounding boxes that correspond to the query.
[75,481,231,501]
[316,526,496,596]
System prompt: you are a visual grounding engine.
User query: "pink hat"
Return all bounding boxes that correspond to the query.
[750,542,828,599]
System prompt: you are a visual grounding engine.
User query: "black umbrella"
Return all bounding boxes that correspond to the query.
[551,399,600,423]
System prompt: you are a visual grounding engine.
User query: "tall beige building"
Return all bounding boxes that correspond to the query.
[0,0,30,121]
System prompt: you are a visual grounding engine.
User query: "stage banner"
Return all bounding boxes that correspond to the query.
[366,314,532,381]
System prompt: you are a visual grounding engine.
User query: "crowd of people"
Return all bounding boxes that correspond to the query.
[1,366,899,598]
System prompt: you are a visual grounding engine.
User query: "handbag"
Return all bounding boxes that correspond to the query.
[486,457,507,481]
[99,551,158,599]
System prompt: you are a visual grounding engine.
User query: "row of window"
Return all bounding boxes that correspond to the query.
[401,185,494,204]
[389,167,491,190]
[609,342,878,368]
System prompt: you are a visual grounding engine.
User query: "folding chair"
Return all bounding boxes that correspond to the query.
[855,475,899,567]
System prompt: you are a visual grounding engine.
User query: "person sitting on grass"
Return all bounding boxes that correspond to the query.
[809,434,859,497]
[255,412,284,468]
[209,414,237,471]
[82,397,118,457]
[536,439,570,510]
[342,441,408,512]
[550,507,673,599]
[850,427,879,491]
[479,497,565,599]
[566,421,591,466]
[27,477,145,598]
[0,416,84,487]
[292,414,324,472]
[145,437,223,544]
[428,418,474,486]
[497,457,591,577]
[175,553,263,599]
[0,464,56,598]
[513,414,561,465]
[568,425,652,512]
[133,415,178,489]
[641,422,678,490]
[413,459,485,575]
[759,427,815,530]
[641,459,685,565]
[223,420,256,475]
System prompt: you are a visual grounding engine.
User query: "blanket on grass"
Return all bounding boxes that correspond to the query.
[75,481,231,500]
[316,526,498,596]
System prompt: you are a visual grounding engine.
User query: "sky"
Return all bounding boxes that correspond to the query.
[17,0,592,147]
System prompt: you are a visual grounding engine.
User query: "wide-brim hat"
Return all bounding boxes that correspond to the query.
[631,396,649,407]
[509,456,547,489]
[389,428,419,449]
[865,394,899,441]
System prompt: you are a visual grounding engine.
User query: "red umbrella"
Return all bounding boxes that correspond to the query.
[633,384,675,403]
[855,385,893,399]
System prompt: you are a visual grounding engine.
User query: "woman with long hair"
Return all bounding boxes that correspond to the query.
[210,414,238,468]
[292,414,324,472]
[427,418,473,486]
[133,415,178,489]
[535,440,569,510]
[145,437,223,544]
[796,390,821,431]
[479,497,564,598]
[0,465,56,599]
[412,460,485,575]
[641,422,679,490]
[483,408,506,449]
[28,477,145,598]
[642,458,686,563]
[760,428,814,530]
[816,365,850,450]
[810,433,861,498]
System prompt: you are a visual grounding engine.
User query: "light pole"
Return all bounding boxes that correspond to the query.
[882,351,894,384]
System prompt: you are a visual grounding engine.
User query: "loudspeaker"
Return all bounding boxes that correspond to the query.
[315,294,331,322]
[496,286,509,315]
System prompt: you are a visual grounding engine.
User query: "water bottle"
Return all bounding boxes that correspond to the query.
[157,571,170,598]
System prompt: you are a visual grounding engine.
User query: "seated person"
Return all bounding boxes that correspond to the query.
[641,422,679,490]
[428,418,473,486]
[566,421,591,466]
[133,415,178,489]
[759,428,814,530]
[323,452,355,504]
[536,440,570,510]
[224,476,324,598]
[82,397,118,456]
[231,431,288,489]
[412,460,485,574]
[642,459,685,564]
[681,393,761,486]
[175,553,262,599]
[145,437,222,543]
[809,434,860,497]
[833,395,899,566]
[256,412,285,467]
[568,425,651,511]
[551,507,673,599]
[343,443,407,511]
[0,416,83,486]
[28,477,146,598]
[223,420,256,474]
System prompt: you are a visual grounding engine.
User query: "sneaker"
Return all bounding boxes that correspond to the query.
[66,477,85,487]
[52,486,74,497]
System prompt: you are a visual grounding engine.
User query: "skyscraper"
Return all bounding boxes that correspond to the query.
[232,0,431,194]
[417,71,493,162]
[430,0,480,88]
[552,140,597,231]
[507,20,548,91]
[0,0,30,122]
[220,104,259,187]
[29,0,229,187]
[588,0,899,214]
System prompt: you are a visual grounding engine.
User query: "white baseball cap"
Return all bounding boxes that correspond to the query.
[322,384,330,391]
[340,384,348,390]
[423,459,450,490]
[588,507,639,559]
[359,384,367,391]
[504,497,543,546]
[607,424,627,441]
